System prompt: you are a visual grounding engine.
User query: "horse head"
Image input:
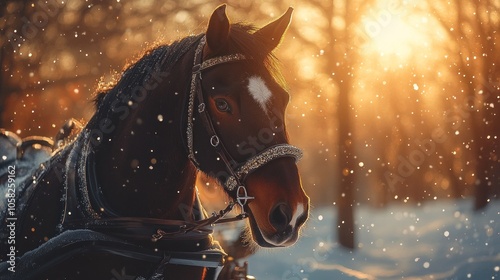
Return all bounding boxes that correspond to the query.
[191,5,309,248]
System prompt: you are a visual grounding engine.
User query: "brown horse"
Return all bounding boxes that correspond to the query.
[0,5,309,279]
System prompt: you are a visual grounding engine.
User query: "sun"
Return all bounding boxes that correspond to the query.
[368,18,415,57]
[360,1,430,63]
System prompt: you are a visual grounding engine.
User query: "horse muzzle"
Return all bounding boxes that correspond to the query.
[247,201,308,247]
[243,157,310,248]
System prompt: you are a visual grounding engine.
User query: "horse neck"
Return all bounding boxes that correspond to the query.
[91,50,199,220]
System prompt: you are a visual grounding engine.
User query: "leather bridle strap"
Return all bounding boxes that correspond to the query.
[187,36,248,200]
[187,36,245,180]
[186,36,303,209]
[192,44,247,190]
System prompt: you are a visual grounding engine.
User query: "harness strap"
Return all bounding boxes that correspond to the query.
[15,136,54,159]
[0,229,226,280]
[63,218,215,253]
[151,202,246,242]
[61,130,248,253]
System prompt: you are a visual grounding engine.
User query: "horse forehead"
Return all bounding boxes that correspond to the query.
[247,75,273,112]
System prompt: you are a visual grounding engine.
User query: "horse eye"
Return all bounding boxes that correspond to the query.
[215,99,230,112]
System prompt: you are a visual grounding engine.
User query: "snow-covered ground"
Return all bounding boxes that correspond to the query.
[245,199,500,280]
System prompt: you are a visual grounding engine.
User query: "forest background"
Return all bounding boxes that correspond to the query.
[1,0,499,248]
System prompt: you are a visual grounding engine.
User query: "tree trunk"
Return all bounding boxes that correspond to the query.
[323,0,357,250]
[473,61,498,210]
[337,76,355,249]
[473,3,498,210]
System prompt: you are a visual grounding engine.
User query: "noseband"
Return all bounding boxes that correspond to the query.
[186,36,303,209]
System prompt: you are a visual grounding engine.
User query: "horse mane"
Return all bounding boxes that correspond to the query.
[92,23,286,115]
[93,34,203,109]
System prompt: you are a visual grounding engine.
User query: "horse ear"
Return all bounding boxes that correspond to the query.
[205,4,230,55]
[254,7,293,52]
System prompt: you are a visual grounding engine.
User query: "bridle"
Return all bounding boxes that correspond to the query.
[60,35,302,251]
[153,35,303,241]
[186,36,303,210]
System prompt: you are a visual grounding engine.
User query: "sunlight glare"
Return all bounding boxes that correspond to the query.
[361,0,429,64]
[369,17,414,58]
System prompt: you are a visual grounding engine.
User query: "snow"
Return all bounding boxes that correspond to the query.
[245,199,500,279]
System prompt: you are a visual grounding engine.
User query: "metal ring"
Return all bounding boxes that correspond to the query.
[198,103,205,113]
[236,185,254,208]
[210,135,219,147]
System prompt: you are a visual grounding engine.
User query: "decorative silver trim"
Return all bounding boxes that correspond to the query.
[200,53,246,72]
[225,144,303,191]
[186,37,206,165]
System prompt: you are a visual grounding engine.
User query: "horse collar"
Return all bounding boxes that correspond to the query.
[186,36,303,209]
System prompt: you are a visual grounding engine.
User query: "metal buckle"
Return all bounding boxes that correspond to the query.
[236,185,254,210]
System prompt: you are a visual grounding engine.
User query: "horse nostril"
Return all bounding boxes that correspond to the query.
[270,203,292,232]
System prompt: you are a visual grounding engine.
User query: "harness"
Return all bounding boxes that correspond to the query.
[60,35,303,243]
[2,36,303,279]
